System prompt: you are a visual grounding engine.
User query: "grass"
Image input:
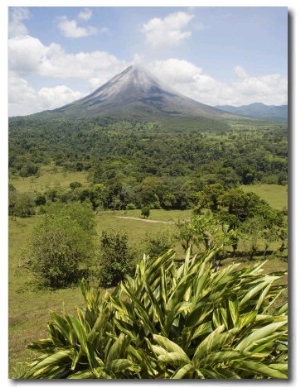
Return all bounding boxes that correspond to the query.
[241,184,288,211]
[9,166,90,193]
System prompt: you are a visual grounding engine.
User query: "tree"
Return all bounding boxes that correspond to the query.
[144,231,174,259]
[34,193,46,206]
[29,204,96,288]
[90,184,109,211]
[69,181,82,190]
[99,230,136,287]
[175,219,198,253]
[194,184,225,214]
[13,192,36,217]
[141,206,150,219]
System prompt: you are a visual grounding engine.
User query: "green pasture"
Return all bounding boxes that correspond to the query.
[9,167,90,193]
[241,184,288,211]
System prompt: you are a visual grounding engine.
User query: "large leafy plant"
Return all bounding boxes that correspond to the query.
[22,248,288,379]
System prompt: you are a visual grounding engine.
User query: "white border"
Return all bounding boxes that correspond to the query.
[1,1,298,386]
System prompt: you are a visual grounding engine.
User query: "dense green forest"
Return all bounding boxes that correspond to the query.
[9,117,287,213]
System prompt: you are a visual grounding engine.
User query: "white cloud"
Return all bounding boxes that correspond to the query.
[8,71,83,116]
[142,11,194,47]
[149,59,287,106]
[151,58,202,84]
[57,16,97,38]
[38,86,82,109]
[234,65,249,79]
[8,35,47,74]
[78,8,92,21]
[8,7,30,38]
[8,34,127,80]
[8,34,128,115]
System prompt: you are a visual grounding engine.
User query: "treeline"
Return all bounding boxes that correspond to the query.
[24,189,287,291]
[9,118,288,194]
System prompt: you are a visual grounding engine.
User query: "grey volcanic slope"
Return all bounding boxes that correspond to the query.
[33,65,239,121]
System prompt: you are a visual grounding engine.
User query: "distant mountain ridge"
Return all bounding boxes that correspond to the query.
[215,102,288,122]
[24,65,240,122]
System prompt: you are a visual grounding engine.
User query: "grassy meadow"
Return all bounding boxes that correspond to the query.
[8,168,288,378]
[9,166,91,193]
[241,184,288,211]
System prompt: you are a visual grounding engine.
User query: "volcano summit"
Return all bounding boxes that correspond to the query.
[29,65,238,121]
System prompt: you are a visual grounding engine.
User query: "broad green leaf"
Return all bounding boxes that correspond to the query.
[171,363,193,379]
[240,280,271,307]
[256,283,271,311]
[106,333,128,363]
[68,370,96,379]
[193,325,225,360]
[236,321,287,352]
[237,310,257,328]
[191,321,213,340]
[152,335,190,363]
[203,350,242,365]
[233,359,287,379]
[158,352,190,366]
[193,326,239,362]
[186,304,213,328]
[105,358,140,374]
[228,298,239,326]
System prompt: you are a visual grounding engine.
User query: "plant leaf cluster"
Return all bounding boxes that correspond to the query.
[23,247,288,379]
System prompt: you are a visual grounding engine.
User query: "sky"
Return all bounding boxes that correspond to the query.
[7,5,288,117]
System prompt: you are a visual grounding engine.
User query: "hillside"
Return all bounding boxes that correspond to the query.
[20,65,240,124]
[216,102,288,122]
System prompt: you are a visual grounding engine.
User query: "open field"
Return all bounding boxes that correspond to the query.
[9,203,288,378]
[10,167,90,193]
[241,184,288,211]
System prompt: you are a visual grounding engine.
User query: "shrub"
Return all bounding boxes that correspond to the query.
[99,230,136,287]
[141,206,150,218]
[23,248,287,379]
[13,192,36,217]
[29,204,96,288]
[144,231,174,258]
[70,181,82,190]
[126,203,136,210]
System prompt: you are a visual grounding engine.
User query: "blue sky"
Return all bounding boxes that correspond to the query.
[8,6,288,116]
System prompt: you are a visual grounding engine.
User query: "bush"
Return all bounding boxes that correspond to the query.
[70,181,82,190]
[99,230,136,287]
[141,206,150,218]
[144,231,174,258]
[23,248,288,379]
[126,203,136,210]
[29,204,96,288]
[13,192,36,217]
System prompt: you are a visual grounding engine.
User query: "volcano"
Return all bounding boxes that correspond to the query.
[29,65,239,121]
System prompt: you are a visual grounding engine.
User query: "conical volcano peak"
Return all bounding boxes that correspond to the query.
[109,64,164,92]
[38,64,239,121]
[80,63,172,106]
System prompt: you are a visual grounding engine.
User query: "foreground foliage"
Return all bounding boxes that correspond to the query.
[22,248,288,379]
